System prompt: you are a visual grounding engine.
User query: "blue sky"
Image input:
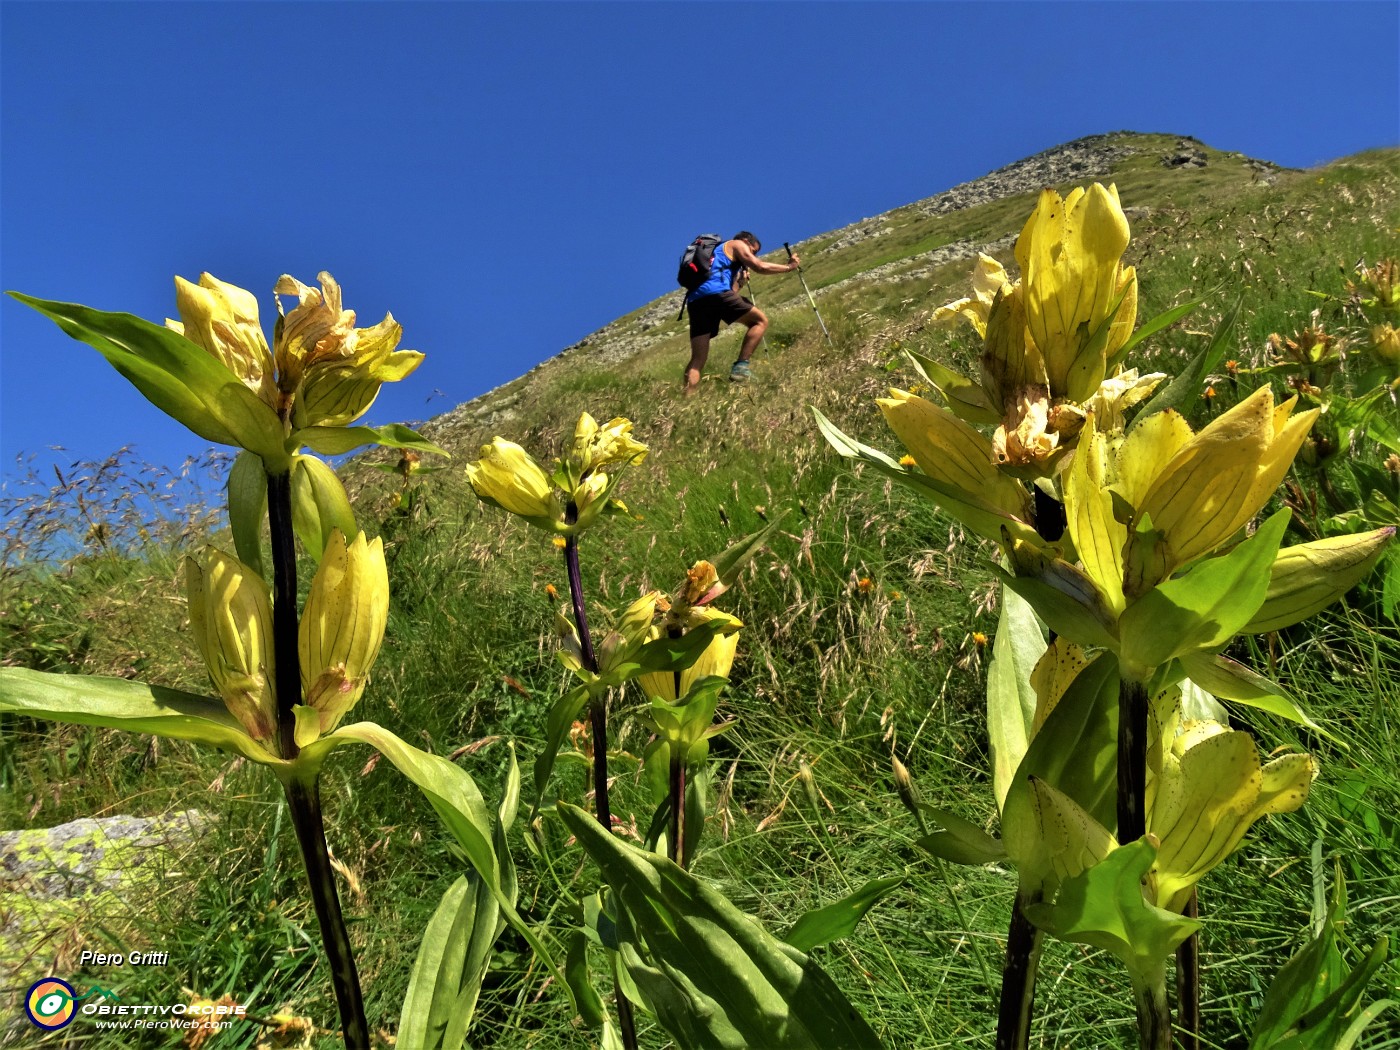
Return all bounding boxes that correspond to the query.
[2,1,1397,493]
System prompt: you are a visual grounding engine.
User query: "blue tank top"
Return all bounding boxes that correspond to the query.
[689,242,738,301]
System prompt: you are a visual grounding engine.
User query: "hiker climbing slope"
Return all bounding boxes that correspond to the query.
[680,232,800,395]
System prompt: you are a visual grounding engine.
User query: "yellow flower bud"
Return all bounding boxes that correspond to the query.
[596,591,664,675]
[1015,184,1138,403]
[1132,386,1317,576]
[298,530,389,735]
[167,273,277,408]
[465,438,560,526]
[1371,322,1400,362]
[184,549,277,744]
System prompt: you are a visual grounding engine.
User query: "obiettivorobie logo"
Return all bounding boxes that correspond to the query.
[24,978,120,1031]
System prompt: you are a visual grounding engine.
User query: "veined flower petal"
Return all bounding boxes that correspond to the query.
[168,273,277,407]
[185,549,277,744]
[466,438,559,524]
[878,389,1029,519]
[298,530,389,734]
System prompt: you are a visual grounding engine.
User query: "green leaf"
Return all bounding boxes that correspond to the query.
[709,515,788,597]
[400,875,475,1050]
[813,407,1041,546]
[1001,652,1119,891]
[297,422,448,458]
[10,293,287,467]
[1128,298,1239,431]
[904,349,1001,425]
[627,622,735,679]
[784,877,904,953]
[326,723,566,1001]
[991,566,1120,651]
[986,585,1047,813]
[1250,862,1392,1049]
[1025,839,1200,984]
[1109,298,1202,368]
[913,805,1007,866]
[1176,653,1335,741]
[291,454,358,562]
[565,923,609,1029]
[400,750,520,1050]
[227,450,268,578]
[1119,509,1289,670]
[558,802,883,1050]
[532,684,591,813]
[0,667,273,764]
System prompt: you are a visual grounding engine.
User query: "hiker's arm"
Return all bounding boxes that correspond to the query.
[731,241,799,275]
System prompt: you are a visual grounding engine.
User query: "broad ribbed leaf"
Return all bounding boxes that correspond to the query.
[784,878,903,953]
[914,805,1007,866]
[400,875,475,1050]
[1026,839,1200,984]
[227,450,268,578]
[1119,509,1288,669]
[297,422,447,457]
[813,408,1041,546]
[291,454,358,562]
[10,293,286,465]
[0,667,272,763]
[558,803,882,1050]
[532,684,591,812]
[1176,653,1333,740]
[1001,652,1118,892]
[328,724,564,998]
[987,586,1047,813]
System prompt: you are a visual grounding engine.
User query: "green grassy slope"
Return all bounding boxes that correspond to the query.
[3,132,1398,1048]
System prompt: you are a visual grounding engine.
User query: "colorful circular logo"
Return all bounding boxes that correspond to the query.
[25,978,77,1030]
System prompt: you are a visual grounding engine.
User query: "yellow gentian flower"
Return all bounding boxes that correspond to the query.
[185,549,277,745]
[298,530,389,737]
[465,438,560,526]
[636,606,743,702]
[273,272,424,429]
[1016,184,1138,404]
[931,254,1013,337]
[1068,386,1318,605]
[570,413,649,475]
[168,274,278,407]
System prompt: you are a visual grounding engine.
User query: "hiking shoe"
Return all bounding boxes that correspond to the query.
[730,361,752,383]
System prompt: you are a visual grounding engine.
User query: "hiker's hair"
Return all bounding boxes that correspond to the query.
[734,231,761,252]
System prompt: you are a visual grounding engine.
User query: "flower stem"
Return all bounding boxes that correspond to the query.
[995,895,1045,1050]
[266,471,302,761]
[284,775,370,1050]
[1118,677,1149,843]
[1132,968,1174,1050]
[993,487,1065,1050]
[1176,891,1200,1050]
[561,506,635,1049]
[266,470,368,1048]
[562,512,611,831]
[669,753,687,868]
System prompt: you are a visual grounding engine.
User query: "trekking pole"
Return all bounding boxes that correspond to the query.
[785,242,833,347]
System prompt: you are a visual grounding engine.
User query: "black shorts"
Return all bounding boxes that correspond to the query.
[688,290,755,339]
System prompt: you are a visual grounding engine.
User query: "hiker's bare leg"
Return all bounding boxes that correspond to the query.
[736,307,767,363]
[684,334,711,395]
